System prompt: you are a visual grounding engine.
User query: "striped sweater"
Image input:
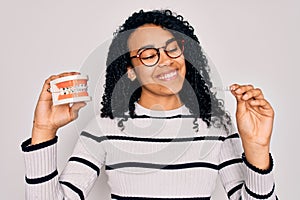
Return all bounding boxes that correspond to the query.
[22,104,277,199]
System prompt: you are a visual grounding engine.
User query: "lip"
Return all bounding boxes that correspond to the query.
[156,69,179,81]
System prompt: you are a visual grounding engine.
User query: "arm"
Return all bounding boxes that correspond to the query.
[218,84,277,199]
[218,132,276,199]
[230,84,274,170]
[31,72,86,145]
[22,131,105,200]
[22,72,102,200]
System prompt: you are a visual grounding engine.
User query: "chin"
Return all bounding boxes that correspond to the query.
[157,83,184,96]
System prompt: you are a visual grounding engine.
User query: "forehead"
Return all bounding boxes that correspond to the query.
[127,24,174,51]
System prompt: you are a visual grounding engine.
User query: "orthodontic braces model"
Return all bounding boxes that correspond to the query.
[49,75,91,105]
[55,84,88,95]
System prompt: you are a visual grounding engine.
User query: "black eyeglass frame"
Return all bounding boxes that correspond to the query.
[129,38,185,67]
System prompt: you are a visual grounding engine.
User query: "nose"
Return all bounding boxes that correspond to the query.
[157,49,173,68]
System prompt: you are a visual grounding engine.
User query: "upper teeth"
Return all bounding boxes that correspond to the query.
[59,84,87,95]
[158,71,177,80]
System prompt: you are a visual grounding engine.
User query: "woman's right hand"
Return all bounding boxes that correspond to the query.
[31,72,87,145]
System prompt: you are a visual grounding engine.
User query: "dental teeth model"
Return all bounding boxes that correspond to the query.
[49,75,91,105]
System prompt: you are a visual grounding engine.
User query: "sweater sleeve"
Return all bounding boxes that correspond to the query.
[21,117,106,200]
[218,132,278,200]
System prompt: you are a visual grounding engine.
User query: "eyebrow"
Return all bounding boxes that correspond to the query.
[136,37,177,54]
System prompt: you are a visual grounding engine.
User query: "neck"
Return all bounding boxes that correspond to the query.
[138,91,182,111]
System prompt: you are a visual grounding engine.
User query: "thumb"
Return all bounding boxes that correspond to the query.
[70,102,87,121]
[230,84,247,113]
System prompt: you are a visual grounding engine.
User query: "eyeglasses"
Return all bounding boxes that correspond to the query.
[130,38,184,67]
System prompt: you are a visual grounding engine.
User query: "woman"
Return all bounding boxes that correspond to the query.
[22,9,277,199]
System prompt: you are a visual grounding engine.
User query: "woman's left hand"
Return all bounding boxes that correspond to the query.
[230,84,275,169]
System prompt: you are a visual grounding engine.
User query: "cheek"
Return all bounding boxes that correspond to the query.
[180,62,187,78]
[131,59,141,68]
[134,68,154,84]
[177,56,186,70]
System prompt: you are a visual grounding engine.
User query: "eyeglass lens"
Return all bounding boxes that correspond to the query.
[139,39,184,67]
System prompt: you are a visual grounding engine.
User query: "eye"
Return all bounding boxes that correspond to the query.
[166,47,178,53]
[140,49,157,60]
[141,54,156,60]
[165,41,181,53]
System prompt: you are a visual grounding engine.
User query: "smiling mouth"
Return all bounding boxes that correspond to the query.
[157,70,178,81]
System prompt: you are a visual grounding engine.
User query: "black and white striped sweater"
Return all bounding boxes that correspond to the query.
[22,104,277,199]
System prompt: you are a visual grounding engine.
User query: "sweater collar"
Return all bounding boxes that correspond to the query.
[134,102,190,118]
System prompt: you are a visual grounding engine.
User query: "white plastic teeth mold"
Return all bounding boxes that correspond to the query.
[59,84,88,95]
[49,75,91,105]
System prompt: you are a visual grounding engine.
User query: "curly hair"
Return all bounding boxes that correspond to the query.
[100,9,232,132]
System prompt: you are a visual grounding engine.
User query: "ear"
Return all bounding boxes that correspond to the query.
[127,66,137,81]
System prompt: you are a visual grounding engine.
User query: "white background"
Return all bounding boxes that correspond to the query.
[1,0,299,199]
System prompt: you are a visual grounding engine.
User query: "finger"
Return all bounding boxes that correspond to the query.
[251,99,274,118]
[230,84,255,102]
[229,83,239,91]
[69,102,87,121]
[249,99,272,109]
[38,75,61,102]
[57,71,80,78]
[41,75,60,93]
[242,88,264,101]
[232,84,254,95]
